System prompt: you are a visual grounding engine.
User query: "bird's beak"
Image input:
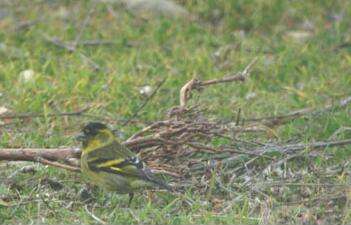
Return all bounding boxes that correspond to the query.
[75,133,86,142]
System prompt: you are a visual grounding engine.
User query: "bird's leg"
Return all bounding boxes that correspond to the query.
[147,191,155,203]
[128,193,134,207]
[79,184,95,204]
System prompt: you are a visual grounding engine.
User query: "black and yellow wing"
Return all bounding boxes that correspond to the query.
[85,140,171,191]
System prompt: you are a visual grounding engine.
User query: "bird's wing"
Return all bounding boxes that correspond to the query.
[86,140,171,191]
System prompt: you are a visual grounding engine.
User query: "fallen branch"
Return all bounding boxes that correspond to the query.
[190,138,351,174]
[247,96,351,127]
[1,138,350,176]
[37,157,80,172]
[0,148,80,162]
[258,181,351,187]
[271,138,351,154]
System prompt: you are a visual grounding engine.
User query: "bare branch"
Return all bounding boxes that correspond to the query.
[36,157,80,172]
[84,205,107,225]
[179,58,257,107]
[0,148,81,162]
[180,78,197,107]
[201,57,257,86]
[1,138,350,177]
[127,120,172,141]
[247,96,351,127]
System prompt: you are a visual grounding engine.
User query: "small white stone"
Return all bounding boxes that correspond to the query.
[245,92,257,100]
[139,85,153,97]
[19,69,35,82]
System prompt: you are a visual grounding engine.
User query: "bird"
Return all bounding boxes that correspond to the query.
[77,122,172,205]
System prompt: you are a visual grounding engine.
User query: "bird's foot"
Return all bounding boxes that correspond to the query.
[128,193,134,207]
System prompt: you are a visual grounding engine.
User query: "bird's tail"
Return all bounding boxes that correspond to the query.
[152,177,174,192]
[143,168,174,192]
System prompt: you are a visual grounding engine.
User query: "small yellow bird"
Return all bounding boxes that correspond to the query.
[77,122,171,205]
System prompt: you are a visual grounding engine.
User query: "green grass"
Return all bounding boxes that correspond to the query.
[1,0,351,224]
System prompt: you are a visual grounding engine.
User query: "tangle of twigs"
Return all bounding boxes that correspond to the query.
[1,58,351,189]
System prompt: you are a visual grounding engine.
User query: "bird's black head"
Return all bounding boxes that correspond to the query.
[82,122,108,137]
[76,122,108,144]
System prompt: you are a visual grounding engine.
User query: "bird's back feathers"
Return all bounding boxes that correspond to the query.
[81,128,171,192]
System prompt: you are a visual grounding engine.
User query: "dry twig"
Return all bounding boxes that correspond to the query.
[179,58,257,107]
[36,157,80,172]
[84,205,107,225]
[247,96,351,127]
